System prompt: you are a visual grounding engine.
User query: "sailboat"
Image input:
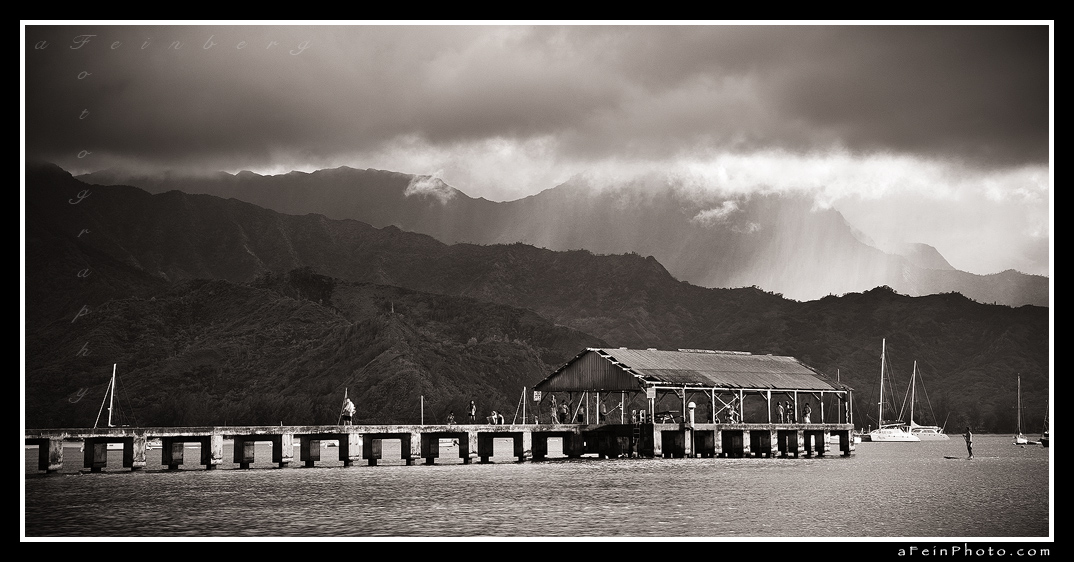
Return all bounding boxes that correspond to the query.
[906,361,949,440]
[1014,375,1028,445]
[81,364,125,452]
[867,339,919,442]
[1040,402,1049,448]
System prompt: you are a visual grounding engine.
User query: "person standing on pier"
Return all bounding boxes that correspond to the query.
[777,401,785,423]
[549,394,558,424]
[469,400,477,423]
[963,426,974,459]
[785,401,795,423]
[342,398,356,426]
[803,403,812,424]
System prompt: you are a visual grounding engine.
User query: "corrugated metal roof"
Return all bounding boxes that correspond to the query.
[535,348,847,392]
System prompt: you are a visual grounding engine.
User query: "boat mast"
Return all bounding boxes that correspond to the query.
[879,339,885,427]
[93,363,118,430]
[910,361,917,428]
[1017,374,1022,436]
[107,363,116,427]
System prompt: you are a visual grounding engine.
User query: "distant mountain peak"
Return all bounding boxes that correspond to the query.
[26,159,72,179]
[404,174,460,204]
[896,242,956,271]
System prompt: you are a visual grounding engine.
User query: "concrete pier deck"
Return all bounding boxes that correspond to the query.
[25,422,855,473]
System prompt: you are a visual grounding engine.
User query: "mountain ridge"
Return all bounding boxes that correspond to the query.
[76,165,1048,307]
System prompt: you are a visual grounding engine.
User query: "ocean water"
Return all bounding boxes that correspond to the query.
[22,434,1050,539]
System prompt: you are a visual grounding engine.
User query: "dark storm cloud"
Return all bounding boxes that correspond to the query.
[762,26,1050,165]
[24,24,1049,175]
[527,25,1049,164]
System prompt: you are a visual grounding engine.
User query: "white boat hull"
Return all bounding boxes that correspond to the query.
[868,427,920,442]
[910,426,950,440]
[1014,434,1028,445]
[912,432,949,441]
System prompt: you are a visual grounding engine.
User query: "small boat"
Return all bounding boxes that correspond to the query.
[866,339,919,442]
[146,439,162,450]
[1014,375,1028,445]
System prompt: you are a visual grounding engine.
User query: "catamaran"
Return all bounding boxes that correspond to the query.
[906,361,949,440]
[866,339,919,442]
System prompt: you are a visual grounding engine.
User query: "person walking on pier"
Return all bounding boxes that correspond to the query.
[777,401,785,423]
[469,400,477,423]
[341,398,356,426]
[963,426,974,459]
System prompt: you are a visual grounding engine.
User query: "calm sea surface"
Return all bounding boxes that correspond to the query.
[23,434,1051,539]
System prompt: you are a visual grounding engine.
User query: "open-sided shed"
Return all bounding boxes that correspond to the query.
[533,347,854,425]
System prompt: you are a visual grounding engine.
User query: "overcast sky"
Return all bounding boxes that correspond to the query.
[22,22,1052,277]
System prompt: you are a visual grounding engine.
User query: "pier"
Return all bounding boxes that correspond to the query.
[26,347,860,473]
[24,421,855,473]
